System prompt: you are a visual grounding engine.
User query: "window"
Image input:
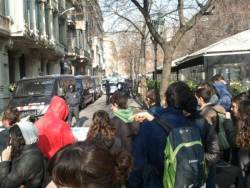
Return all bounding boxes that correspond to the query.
[1,0,9,16]
[59,19,65,45]
[35,0,40,32]
[24,0,31,27]
[45,5,49,38]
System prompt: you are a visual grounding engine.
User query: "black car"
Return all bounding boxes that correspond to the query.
[75,75,94,109]
[8,75,76,118]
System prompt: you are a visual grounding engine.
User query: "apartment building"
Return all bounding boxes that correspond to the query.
[0,0,104,111]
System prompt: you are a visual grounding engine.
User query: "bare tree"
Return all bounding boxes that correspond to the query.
[101,0,150,99]
[130,0,215,104]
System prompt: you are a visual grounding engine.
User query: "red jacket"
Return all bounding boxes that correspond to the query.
[35,96,76,159]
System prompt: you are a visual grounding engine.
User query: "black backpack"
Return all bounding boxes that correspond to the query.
[155,117,207,188]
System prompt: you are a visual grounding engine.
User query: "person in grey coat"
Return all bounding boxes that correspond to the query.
[65,84,80,127]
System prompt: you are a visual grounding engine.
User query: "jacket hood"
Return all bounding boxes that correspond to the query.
[213,83,232,98]
[114,108,133,123]
[46,96,69,120]
[17,119,38,145]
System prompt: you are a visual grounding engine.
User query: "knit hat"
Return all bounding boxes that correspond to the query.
[17,119,38,145]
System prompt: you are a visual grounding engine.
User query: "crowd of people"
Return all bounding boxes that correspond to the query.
[0,74,249,188]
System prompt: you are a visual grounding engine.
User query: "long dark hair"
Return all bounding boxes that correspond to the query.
[87,110,116,144]
[48,143,132,188]
[236,100,250,149]
[9,125,25,160]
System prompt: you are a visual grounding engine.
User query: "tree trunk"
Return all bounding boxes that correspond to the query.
[160,48,174,106]
[139,31,147,101]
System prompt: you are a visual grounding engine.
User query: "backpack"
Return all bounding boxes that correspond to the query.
[214,112,230,151]
[208,106,230,151]
[156,118,206,188]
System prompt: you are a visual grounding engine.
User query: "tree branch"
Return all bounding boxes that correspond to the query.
[131,0,165,48]
[113,11,144,36]
[195,0,203,9]
[178,0,185,27]
[172,0,215,48]
[131,0,145,15]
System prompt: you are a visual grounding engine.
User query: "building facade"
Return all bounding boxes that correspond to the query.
[0,0,104,112]
[103,35,118,77]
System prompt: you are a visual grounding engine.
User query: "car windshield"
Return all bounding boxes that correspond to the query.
[15,78,56,97]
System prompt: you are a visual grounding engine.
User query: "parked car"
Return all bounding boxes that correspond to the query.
[109,82,118,94]
[8,75,76,118]
[75,75,94,109]
[91,76,102,100]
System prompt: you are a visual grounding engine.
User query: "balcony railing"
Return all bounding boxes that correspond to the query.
[79,49,90,60]
[0,14,11,35]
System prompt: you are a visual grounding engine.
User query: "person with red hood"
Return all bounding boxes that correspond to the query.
[35,96,76,159]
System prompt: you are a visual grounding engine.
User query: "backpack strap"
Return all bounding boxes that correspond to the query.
[154,117,173,133]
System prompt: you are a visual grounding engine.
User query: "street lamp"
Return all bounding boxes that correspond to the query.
[151,14,164,104]
[59,7,75,17]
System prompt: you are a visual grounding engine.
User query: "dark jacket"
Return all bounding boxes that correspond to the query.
[148,105,164,118]
[65,91,80,107]
[91,134,124,153]
[111,116,139,153]
[0,144,45,188]
[128,107,195,188]
[191,112,220,166]
[0,129,9,157]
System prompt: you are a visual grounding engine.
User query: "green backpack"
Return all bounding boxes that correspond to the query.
[156,118,207,188]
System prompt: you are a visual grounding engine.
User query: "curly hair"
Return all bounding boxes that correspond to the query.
[9,125,26,160]
[236,100,250,149]
[87,110,116,144]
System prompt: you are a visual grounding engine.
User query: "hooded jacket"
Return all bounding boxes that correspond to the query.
[35,96,76,159]
[213,82,232,111]
[0,121,45,188]
[111,108,139,152]
[0,144,45,188]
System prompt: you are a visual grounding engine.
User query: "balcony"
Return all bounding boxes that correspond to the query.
[0,14,11,36]
[66,16,76,28]
[79,49,91,61]
[66,46,80,57]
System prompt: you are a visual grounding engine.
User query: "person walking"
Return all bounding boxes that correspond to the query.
[128,82,219,188]
[144,89,163,118]
[105,80,111,105]
[0,120,46,188]
[211,74,232,112]
[195,87,237,188]
[48,142,132,188]
[65,84,80,127]
[110,91,139,153]
[35,96,76,159]
[87,110,124,152]
[0,107,20,156]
